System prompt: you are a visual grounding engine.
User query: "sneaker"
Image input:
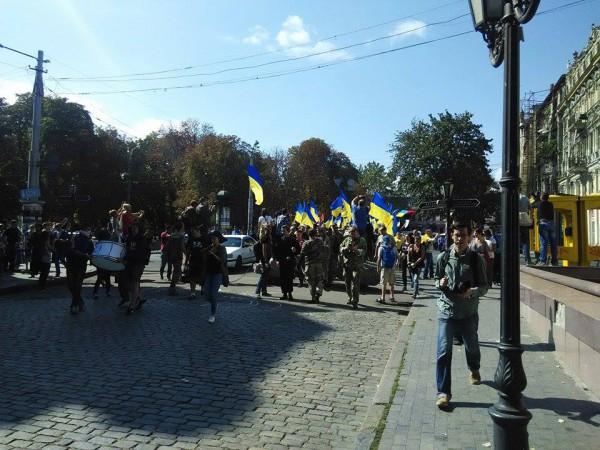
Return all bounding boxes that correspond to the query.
[279,294,288,300]
[208,315,215,324]
[469,370,481,385]
[256,293,262,299]
[189,292,197,299]
[346,298,353,305]
[352,301,358,310]
[288,293,294,301]
[160,273,164,280]
[436,394,450,409]
[262,292,272,297]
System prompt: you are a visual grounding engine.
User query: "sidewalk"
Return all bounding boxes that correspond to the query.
[0,266,97,295]
[377,280,600,449]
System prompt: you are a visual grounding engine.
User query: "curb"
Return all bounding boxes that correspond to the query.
[355,306,418,450]
[0,270,98,296]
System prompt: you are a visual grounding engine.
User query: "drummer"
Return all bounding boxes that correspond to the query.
[63,223,94,315]
[92,227,112,299]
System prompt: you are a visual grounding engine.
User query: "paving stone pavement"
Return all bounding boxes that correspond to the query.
[0,254,410,449]
[379,279,600,450]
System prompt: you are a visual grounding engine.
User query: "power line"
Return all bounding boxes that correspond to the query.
[537,0,598,15]
[54,0,464,81]
[57,30,474,96]
[58,14,470,83]
[46,80,141,139]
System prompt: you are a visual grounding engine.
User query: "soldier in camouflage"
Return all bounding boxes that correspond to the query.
[300,228,325,303]
[340,226,367,309]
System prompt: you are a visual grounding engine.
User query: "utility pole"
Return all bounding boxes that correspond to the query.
[21,49,47,228]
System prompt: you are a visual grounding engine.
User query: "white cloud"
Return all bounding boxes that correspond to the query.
[285,40,351,63]
[0,79,32,104]
[243,25,269,45]
[389,19,427,41]
[276,15,311,48]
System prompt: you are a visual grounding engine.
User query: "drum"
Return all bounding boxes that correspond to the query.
[91,240,126,272]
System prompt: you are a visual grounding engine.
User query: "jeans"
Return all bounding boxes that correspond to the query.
[255,265,270,294]
[436,313,481,396]
[410,267,421,296]
[204,273,222,315]
[539,220,558,265]
[160,251,172,278]
[424,253,434,278]
[344,267,361,302]
[52,252,66,276]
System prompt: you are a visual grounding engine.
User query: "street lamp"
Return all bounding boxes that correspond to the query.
[468,1,540,449]
[441,181,454,249]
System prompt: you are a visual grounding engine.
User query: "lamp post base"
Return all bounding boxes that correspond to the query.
[488,344,532,450]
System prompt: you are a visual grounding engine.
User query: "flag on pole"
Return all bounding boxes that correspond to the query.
[294,202,304,224]
[369,192,394,231]
[247,164,264,206]
[309,200,320,223]
[340,190,352,221]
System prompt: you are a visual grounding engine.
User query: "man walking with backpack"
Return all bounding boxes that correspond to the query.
[434,223,488,409]
[376,234,398,304]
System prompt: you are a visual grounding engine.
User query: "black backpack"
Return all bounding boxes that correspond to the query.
[438,249,479,287]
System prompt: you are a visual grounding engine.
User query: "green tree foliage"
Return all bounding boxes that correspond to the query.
[358,161,393,195]
[285,138,358,212]
[389,111,496,222]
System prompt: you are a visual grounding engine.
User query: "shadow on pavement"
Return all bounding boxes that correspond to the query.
[523,396,600,426]
[0,290,333,436]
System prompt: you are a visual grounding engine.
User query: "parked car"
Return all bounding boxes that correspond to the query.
[223,235,257,269]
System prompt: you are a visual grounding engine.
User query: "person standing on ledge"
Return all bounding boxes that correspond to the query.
[538,192,558,266]
[434,222,488,410]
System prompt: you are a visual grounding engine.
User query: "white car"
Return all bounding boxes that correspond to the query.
[223,234,257,269]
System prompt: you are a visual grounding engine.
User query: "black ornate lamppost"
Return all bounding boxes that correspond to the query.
[467,1,540,449]
[440,180,454,249]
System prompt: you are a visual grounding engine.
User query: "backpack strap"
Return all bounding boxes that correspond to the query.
[470,250,480,287]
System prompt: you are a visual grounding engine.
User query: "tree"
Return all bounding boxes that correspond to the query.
[358,161,393,195]
[285,138,358,212]
[388,111,496,222]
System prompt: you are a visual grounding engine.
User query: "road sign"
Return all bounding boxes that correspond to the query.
[418,198,480,211]
[452,198,480,208]
[418,199,447,210]
[20,187,41,201]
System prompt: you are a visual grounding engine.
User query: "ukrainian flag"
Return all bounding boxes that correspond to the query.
[370,192,394,231]
[294,203,304,224]
[330,196,343,217]
[340,190,352,220]
[247,164,264,206]
[309,200,320,223]
[301,202,314,228]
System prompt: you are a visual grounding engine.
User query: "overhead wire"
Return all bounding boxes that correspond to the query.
[57,30,474,96]
[57,13,470,83]
[54,0,465,80]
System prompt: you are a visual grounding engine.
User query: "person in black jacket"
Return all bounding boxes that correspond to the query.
[275,225,300,300]
[124,221,150,314]
[62,224,94,314]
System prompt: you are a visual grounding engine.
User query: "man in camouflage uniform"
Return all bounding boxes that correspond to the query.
[318,227,331,291]
[300,228,325,303]
[340,226,367,309]
[325,225,342,289]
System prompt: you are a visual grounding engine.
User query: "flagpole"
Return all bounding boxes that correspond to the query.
[247,159,254,235]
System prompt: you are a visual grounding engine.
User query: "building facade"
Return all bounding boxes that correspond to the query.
[519,25,599,196]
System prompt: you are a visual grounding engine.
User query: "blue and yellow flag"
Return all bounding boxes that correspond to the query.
[370,192,394,231]
[301,202,314,228]
[309,200,320,223]
[340,190,352,221]
[294,202,304,224]
[247,164,264,206]
[330,196,343,217]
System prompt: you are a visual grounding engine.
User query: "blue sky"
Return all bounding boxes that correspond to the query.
[1,0,598,178]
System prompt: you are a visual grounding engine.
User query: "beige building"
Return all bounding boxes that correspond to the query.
[519,25,599,196]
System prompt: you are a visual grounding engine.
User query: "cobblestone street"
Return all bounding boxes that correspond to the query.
[0,255,408,449]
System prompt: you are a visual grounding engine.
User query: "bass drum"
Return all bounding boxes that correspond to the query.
[91,240,126,272]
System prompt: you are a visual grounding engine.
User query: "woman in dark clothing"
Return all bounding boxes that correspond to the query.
[124,222,149,314]
[204,231,229,323]
[275,225,300,300]
[185,225,208,298]
[407,234,425,299]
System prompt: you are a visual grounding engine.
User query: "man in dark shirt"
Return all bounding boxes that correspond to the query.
[3,220,22,272]
[538,193,557,265]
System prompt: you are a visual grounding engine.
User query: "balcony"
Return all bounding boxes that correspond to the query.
[569,155,589,175]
